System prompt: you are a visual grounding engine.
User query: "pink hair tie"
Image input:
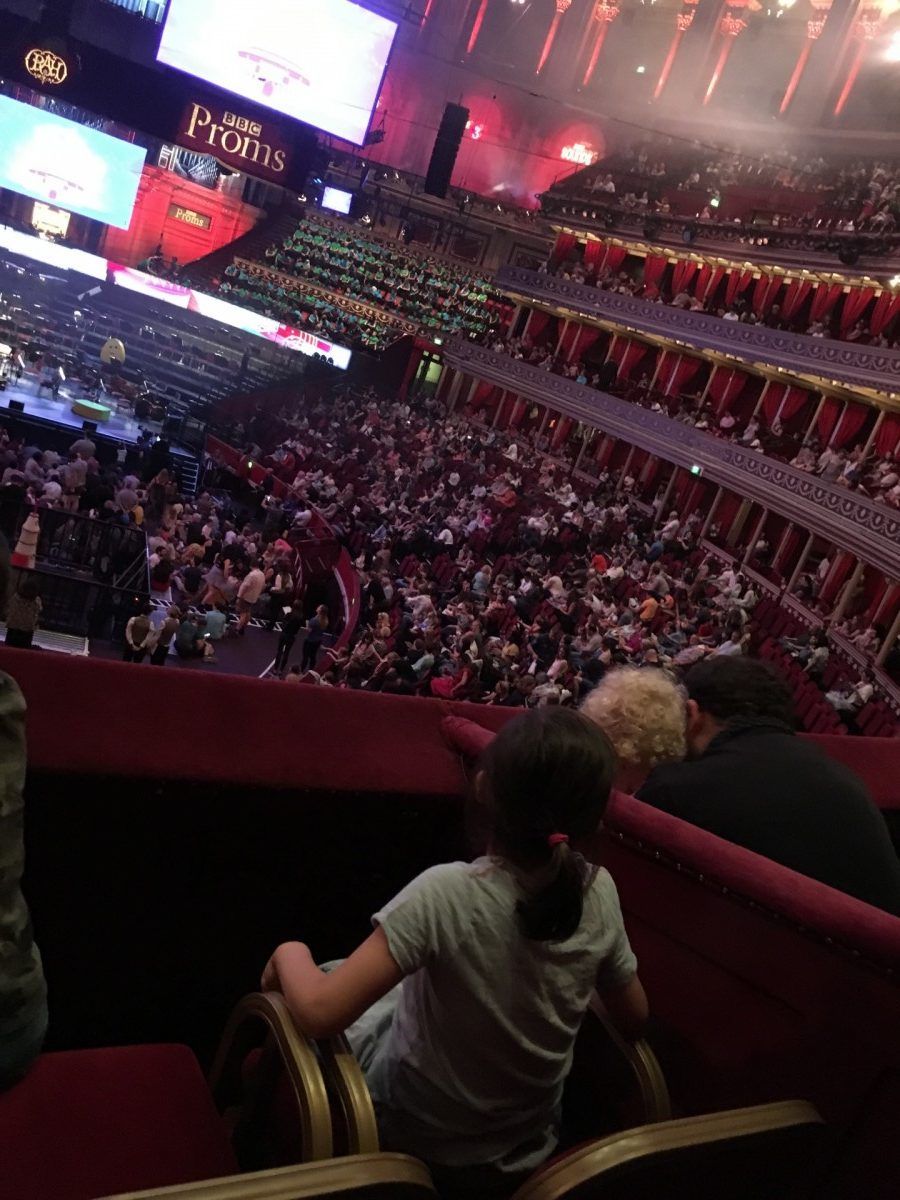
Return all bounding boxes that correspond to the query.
[547,833,569,848]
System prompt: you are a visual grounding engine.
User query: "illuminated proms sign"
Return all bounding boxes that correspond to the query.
[24,47,69,86]
[561,142,598,166]
[177,99,291,183]
[168,203,212,229]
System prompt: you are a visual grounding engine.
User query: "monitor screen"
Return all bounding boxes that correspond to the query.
[157,0,398,146]
[0,96,145,230]
[321,186,353,215]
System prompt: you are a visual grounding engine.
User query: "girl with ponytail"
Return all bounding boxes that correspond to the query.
[261,708,647,1196]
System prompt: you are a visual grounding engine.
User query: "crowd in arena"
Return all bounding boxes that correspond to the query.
[580,139,900,230]
[218,214,508,353]
[221,388,893,714]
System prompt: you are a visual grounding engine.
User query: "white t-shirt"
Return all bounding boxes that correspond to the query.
[357,857,636,1171]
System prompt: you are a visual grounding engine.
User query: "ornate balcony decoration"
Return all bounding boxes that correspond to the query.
[594,0,619,20]
[444,338,900,577]
[496,266,900,395]
[806,0,832,39]
[853,5,883,39]
[719,8,748,36]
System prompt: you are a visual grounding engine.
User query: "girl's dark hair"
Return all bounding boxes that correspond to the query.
[480,708,615,943]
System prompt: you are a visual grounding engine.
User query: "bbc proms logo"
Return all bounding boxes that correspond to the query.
[180,101,287,176]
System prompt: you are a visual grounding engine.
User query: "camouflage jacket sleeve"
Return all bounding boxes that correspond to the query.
[0,671,45,1036]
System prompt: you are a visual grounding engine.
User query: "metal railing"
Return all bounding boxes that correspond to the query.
[0,500,149,591]
[10,566,148,641]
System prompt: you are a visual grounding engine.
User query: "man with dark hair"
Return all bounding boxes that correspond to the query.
[638,657,900,914]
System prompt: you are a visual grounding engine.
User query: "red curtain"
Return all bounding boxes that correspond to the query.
[839,286,876,333]
[560,321,581,359]
[752,275,782,317]
[617,339,651,379]
[761,382,784,425]
[509,397,526,428]
[820,552,855,605]
[773,527,803,574]
[725,269,754,305]
[694,264,725,302]
[604,246,627,274]
[810,283,843,323]
[571,326,601,362]
[552,416,574,448]
[584,239,605,272]
[661,353,703,397]
[524,309,551,343]
[671,259,698,295]
[471,381,497,411]
[830,401,868,449]
[869,290,900,337]
[817,396,842,444]
[552,232,577,266]
[779,386,812,425]
[875,411,900,457]
[714,492,743,538]
[780,279,813,322]
[707,366,749,413]
[642,254,668,292]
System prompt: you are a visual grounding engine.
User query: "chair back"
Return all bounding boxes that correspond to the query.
[512,1100,825,1200]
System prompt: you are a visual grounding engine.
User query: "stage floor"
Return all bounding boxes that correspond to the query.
[0,374,160,446]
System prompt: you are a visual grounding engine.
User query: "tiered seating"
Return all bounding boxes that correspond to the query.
[220,214,510,351]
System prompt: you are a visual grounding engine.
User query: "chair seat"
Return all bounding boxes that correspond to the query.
[0,1045,238,1200]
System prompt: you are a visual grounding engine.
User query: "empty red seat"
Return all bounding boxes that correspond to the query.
[0,1046,238,1200]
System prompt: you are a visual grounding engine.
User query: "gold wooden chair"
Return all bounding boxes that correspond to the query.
[313,1034,380,1157]
[510,1100,825,1200]
[210,992,334,1168]
[99,1153,437,1199]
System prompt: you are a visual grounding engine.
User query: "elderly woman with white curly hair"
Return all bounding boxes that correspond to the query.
[581,666,687,793]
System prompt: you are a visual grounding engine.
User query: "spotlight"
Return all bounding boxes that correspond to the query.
[838,242,861,267]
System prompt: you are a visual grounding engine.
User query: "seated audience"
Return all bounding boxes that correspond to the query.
[637,657,900,914]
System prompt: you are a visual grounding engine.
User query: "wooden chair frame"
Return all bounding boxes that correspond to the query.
[209,992,334,1165]
[98,1153,436,1200]
[510,1100,824,1200]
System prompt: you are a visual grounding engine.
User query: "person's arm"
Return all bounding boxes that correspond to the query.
[598,975,649,1042]
[261,927,404,1039]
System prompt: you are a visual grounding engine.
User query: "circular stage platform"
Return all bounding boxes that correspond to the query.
[71,398,113,423]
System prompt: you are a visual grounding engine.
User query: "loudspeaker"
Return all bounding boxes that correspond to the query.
[82,421,98,434]
[424,103,469,199]
[8,399,24,413]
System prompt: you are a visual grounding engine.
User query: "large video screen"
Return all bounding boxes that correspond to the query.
[0,96,146,230]
[157,0,397,145]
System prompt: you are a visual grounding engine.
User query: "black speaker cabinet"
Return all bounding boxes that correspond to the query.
[8,399,25,413]
[424,103,469,199]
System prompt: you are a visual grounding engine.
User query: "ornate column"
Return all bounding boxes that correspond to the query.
[702,0,750,106]
[537,0,573,75]
[654,0,700,100]
[582,0,621,87]
[834,4,883,116]
[779,0,833,114]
